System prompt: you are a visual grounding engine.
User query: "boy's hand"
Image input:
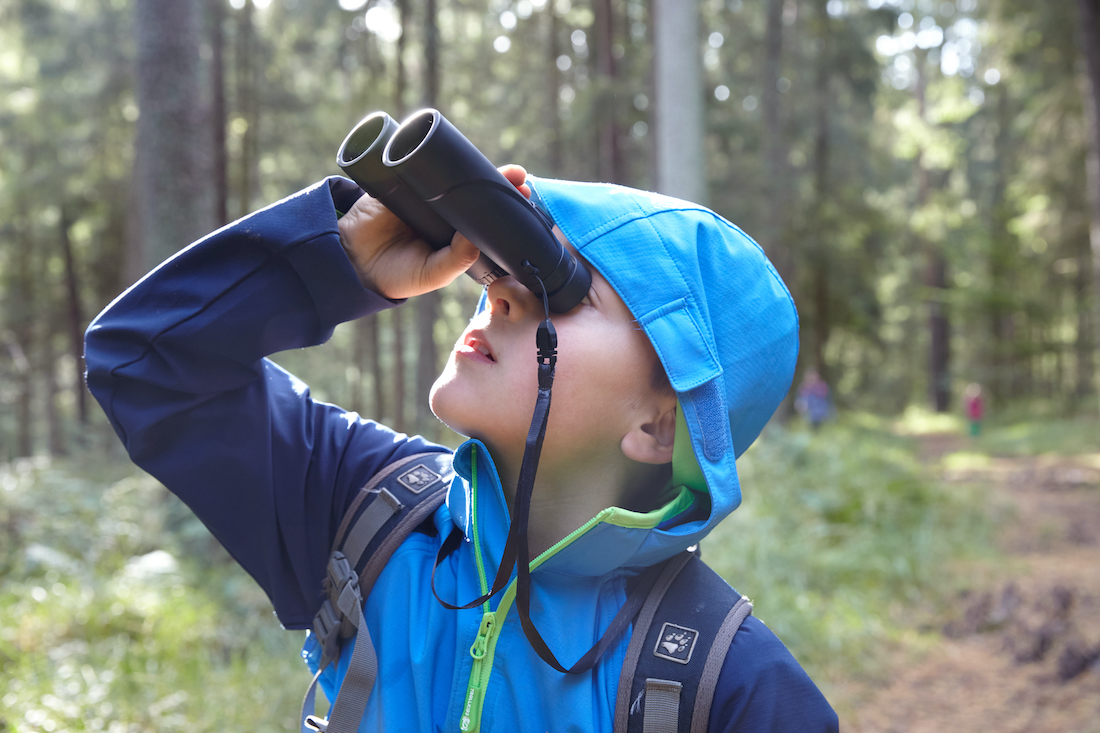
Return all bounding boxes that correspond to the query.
[338,164,531,300]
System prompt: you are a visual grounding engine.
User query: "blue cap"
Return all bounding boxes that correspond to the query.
[527,176,799,534]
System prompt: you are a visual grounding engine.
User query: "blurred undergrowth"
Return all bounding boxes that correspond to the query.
[974,415,1100,456]
[893,401,1100,455]
[705,414,995,689]
[0,411,1033,730]
[0,455,305,733]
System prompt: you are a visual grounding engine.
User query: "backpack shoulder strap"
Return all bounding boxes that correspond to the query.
[333,450,454,576]
[300,450,454,733]
[615,551,753,733]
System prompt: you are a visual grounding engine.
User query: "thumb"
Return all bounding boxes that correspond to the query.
[446,232,481,272]
[418,232,481,292]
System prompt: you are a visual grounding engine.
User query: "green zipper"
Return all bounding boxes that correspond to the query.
[457,506,616,731]
[469,447,491,616]
[460,446,494,732]
[455,460,692,732]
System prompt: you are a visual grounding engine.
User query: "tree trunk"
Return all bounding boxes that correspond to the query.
[1077,0,1100,417]
[349,323,365,416]
[15,347,33,458]
[44,331,65,457]
[988,84,1013,403]
[132,0,214,270]
[1076,246,1093,398]
[353,316,384,418]
[12,209,35,458]
[594,0,623,183]
[210,0,229,227]
[392,308,407,432]
[396,0,410,117]
[760,0,793,287]
[368,316,384,421]
[235,0,257,218]
[927,253,951,411]
[652,0,706,203]
[59,206,88,426]
[416,292,440,435]
[415,0,442,437]
[809,0,832,379]
[547,3,563,175]
[424,0,439,112]
[916,49,951,412]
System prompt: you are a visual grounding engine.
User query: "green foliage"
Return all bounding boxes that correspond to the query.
[4,0,1100,457]
[704,419,992,683]
[974,413,1100,456]
[0,455,306,733]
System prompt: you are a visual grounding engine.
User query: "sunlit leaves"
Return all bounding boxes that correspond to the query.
[890,101,966,167]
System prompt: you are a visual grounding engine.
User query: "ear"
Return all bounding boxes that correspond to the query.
[621,401,677,465]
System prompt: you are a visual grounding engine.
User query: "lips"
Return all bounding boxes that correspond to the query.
[460,331,496,364]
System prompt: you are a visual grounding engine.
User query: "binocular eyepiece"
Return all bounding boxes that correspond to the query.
[336,109,591,313]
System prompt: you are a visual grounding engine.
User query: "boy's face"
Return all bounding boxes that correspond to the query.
[430,237,665,484]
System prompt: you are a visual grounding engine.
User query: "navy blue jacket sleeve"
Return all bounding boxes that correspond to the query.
[84,177,448,630]
[708,616,839,732]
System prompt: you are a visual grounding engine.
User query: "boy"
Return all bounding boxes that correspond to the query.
[85,165,837,732]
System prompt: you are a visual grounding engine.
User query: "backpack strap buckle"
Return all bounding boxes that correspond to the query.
[300,453,453,733]
[326,551,362,635]
[312,551,363,664]
[303,714,329,732]
[312,598,342,664]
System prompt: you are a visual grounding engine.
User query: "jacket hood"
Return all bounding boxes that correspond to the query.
[453,176,799,574]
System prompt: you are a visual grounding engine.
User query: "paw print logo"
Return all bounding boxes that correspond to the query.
[660,631,691,655]
[653,622,698,664]
[397,464,442,494]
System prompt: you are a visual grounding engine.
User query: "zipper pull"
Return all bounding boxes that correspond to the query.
[470,612,495,660]
[460,612,496,732]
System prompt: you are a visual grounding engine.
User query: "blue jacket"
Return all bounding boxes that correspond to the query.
[85,177,837,732]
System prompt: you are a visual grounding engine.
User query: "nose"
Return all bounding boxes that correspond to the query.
[486,275,540,320]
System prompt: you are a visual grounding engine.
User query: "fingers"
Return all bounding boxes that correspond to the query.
[415,165,528,291]
[382,232,477,300]
[341,166,532,298]
[408,166,529,294]
[499,164,531,200]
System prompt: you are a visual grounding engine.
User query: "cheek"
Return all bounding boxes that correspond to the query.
[550,331,650,425]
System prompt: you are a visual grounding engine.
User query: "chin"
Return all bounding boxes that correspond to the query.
[431,374,520,466]
[429,367,469,437]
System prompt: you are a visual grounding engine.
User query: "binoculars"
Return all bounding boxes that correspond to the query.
[336,109,591,313]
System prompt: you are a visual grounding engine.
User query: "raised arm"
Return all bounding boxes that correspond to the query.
[84,177,447,629]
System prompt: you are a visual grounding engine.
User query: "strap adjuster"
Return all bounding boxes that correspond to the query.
[312,599,343,663]
[304,714,329,732]
[326,551,362,637]
[312,551,364,663]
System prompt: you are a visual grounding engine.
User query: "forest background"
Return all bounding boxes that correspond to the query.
[3,0,1100,730]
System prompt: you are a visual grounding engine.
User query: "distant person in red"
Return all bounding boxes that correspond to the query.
[796,368,832,430]
[964,383,984,436]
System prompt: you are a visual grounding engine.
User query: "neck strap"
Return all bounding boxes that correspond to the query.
[431,266,646,673]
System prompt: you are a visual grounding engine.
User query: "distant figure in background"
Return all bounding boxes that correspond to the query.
[796,369,832,430]
[965,383,984,436]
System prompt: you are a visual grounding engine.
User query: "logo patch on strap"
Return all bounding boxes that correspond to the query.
[653,622,699,664]
[396,464,442,494]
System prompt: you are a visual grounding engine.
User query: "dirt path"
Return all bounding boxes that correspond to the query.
[844,437,1100,732]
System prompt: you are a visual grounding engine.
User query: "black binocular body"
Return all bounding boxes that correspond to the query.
[336,109,591,313]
